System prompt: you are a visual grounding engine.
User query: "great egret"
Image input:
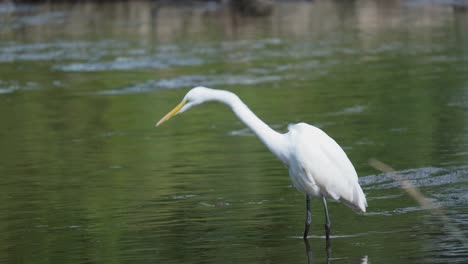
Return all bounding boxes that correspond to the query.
[156,86,367,239]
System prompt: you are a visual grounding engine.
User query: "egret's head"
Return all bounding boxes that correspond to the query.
[156,86,212,127]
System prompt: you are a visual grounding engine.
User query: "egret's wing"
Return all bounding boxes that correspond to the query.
[288,123,367,212]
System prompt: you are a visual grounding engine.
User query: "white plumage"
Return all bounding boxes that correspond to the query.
[286,123,367,213]
[156,86,367,239]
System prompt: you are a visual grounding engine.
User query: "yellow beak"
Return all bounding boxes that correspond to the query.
[156,100,187,127]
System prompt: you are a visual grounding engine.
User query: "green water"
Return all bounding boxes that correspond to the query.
[0,1,467,263]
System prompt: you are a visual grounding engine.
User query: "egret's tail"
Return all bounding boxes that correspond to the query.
[341,185,367,213]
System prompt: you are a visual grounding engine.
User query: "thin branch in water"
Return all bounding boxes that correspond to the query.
[368,158,467,249]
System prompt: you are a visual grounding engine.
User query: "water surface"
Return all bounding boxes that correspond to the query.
[0,1,467,263]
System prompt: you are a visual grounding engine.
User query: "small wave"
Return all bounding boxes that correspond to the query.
[98,74,283,95]
[0,80,40,94]
[98,75,209,95]
[99,131,128,138]
[199,201,231,207]
[368,42,404,54]
[56,59,164,72]
[55,56,203,72]
[355,138,377,146]
[0,87,17,94]
[171,194,197,200]
[365,206,425,216]
[245,200,269,205]
[448,101,468,108]
[389,127,408,133]
[360,165,468,190]
[361,165,468,212]
[228,128,254,137]
[366,194,403,201]
[0,41,112,62]
[325,105,367,116]
[295,231,394,239]
[431,186,468,208]
[221,38,282,51]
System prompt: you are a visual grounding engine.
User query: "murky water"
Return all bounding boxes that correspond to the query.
[1,1,467,263]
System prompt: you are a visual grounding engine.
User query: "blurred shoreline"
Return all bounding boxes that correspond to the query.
[1,0,468,44]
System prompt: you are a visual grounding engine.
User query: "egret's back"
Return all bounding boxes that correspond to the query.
[286,123,367,213]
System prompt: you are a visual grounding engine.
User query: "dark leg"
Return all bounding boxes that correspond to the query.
[303,236,313,264]
[322,196,331,239]
[325,238,332,264]
[303,195,311,239]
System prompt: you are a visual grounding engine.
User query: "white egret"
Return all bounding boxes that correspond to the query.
[156,87,367,239]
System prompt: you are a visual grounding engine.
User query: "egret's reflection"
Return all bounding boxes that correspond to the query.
[303,238,313,264]
[303,238,367,264]
[303,238,329,264]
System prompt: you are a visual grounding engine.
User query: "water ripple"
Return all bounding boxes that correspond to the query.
[0,40,118,62]
[0,80,40,94]
[98,74,284,95]
[325,105,367,116]
[361,165,468,214]
[56,55,203,72]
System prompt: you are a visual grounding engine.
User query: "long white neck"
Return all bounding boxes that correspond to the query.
[209,90,289,163]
